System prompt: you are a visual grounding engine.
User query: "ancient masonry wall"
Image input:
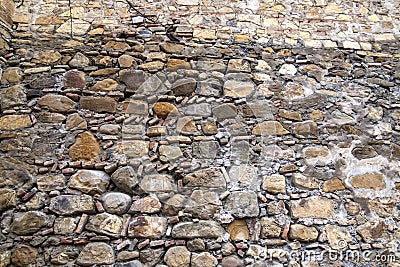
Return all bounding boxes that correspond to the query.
[0,0,399,266]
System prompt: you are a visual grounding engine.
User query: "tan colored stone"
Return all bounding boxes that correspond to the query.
[139,61,164,72]
[322,178,345,192]
[292,173,319,190]
[262,174,286,194]
[278,109,302,121]
[167,59,190,71]
[147,126,167,136]
[129,195,161,214]
[68,170,110,195]
[303,146,329,158]
[60,6,84,19]
[160,43,184,53]
[193,29,216,40]
[201,121,218,135]
[228,220,249,241]
[89,68,119,77]
[325,224,352,249]
[177,117,196,135]
[224,80,254,98]
[153,102,179,119]
[349,173,385,190]
[118,55,136,68]
[164,246,190,267]
[1,67,22,84]
[12,245,37,267]
[325,3,341,13]
[310,110,323,121]
[252,121,289,136]
[0,188,16,212]
[32,50,61,64]
[90,79,118,91]
[103,41,130,51]
[69,131,100,161]
[66,113,87,131]
[227,59,251,73]
[291,196,334,219]
[289,224,318,242]
[56,19,90,35]
[0,115,33,131]
[38,94,76,113]
[76,242,115,266]
[234,33,250,43]
[122,140,149,158]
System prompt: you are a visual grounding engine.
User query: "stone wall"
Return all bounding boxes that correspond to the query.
[0,0,399,266]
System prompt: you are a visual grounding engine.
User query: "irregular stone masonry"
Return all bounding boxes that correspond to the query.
[0,0,399,266]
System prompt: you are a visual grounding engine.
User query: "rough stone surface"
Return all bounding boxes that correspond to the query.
[0,188,16,212]
[80,96,117,113]
[183,168,226,190]
[68,170,110,194]
[11,211,47,235]
[184,190,222,219]
[225,191,259,218]
[140,174,175,192]
[262,174,286,194]
[260,217,281,238]
[228,220,249,241]
[0,85,26,109]
[63,70,86,88]
[191,252,218,267]
[289,224,319,242]
[252,121,289,136]
[11,245,37,267]
[223,80,254,98]
[291,196,334,219]
[102,192,132,214]
[76,242,115,266]
[164,246,191,267]
[129,195,161,214]
[128,216,167,238]
[50,194,94,215]
[37,94,76,113]
[69,131,100,161]
[111,166,138,194]
[85,213,123,237]
[172,221,224,238]
[0,115,33,130]
[349,173,385,190]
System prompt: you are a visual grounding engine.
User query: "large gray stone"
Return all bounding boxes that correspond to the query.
[172,221,224,238]
[102,192,132,214]
[140,174,176,193]
[225,191,259,218]
[111,166,138,194]
[49,194,95,215]
[184,190,222,219]
[183,168,226,190]
[229,165,259,190]
[11,211,47,235]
